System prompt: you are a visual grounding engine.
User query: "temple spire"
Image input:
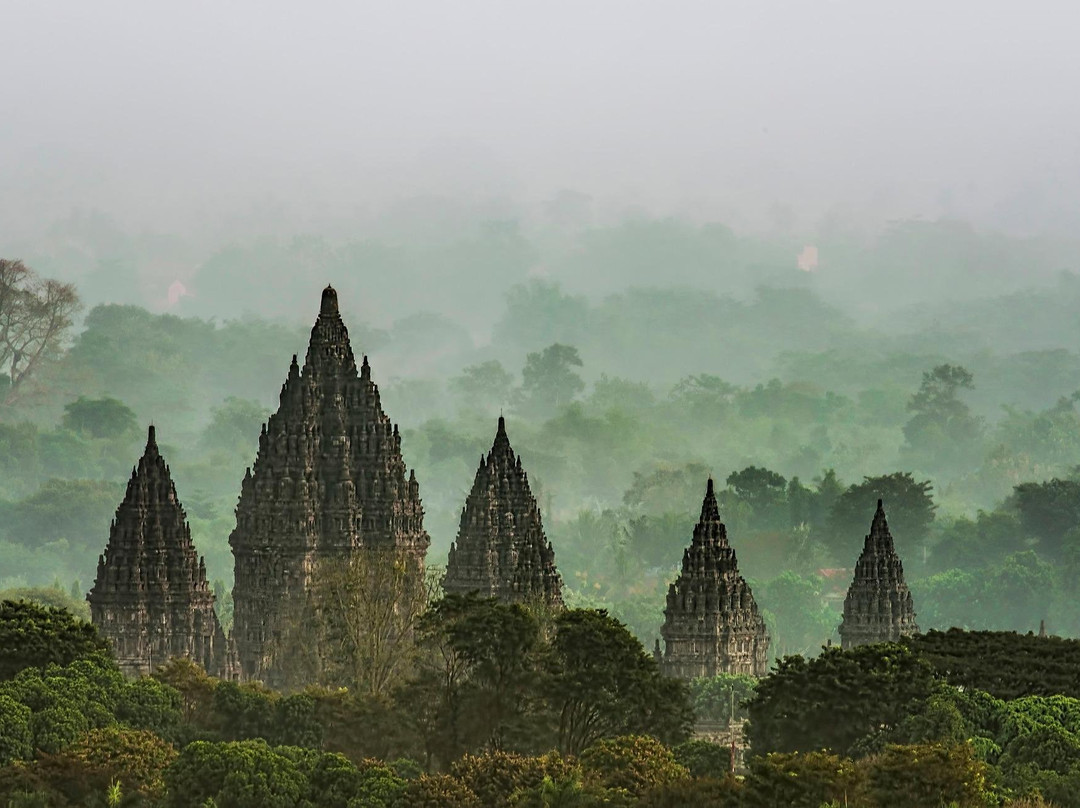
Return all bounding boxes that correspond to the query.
[320,284,339,316]
[88,426,233,679]
[444,416,562,606]
[230,287,429,684]
[839,499,918,649]
[660,477,769,678]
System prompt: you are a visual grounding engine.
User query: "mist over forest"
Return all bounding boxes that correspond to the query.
[4,1,1080,657]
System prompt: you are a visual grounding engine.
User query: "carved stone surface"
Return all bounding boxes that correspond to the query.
[443,416,563,606]
[88,426,233,678]
[660,478,770,678]
[838,499,919,649]
[229,285,429,681]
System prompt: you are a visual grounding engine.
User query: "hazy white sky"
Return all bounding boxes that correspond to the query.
[2,1,1078,236]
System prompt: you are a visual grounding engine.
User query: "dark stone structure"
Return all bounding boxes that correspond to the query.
[229,285,429,681]
[838,499,919,649]
[659,479,770,678]
[443,416,562,606]
[88,426,233,678]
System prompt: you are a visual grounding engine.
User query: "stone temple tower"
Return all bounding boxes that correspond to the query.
[443,416,563,607]
[660,478,770,678]
[88,426,233,678]
[838,499,918,649]
[229,285,429,681]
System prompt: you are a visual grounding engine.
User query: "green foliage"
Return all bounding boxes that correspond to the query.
[200,396,269,455]
[209,681,276,741]
[671,739,729,779]
[451,361,515,413]
[637,775,743,808]
[115,677,183,741]
[273,693,324,749]
[162,740,307,808]
[1013,478,1080,559]
[0,584,89,620]
[903,364,984,474]
[60,727,178,799]
[0,601,109,680]
[746,643,937,757]
[725,466,788,529]
[579,736,687,798]
[0,479,122,556]
[755,572,834,657]
[0,695,32,765]
[62,396,137,440]
[397,773,481,808]
[509,773,628,808]
[741,751,862,808]
[863,742,991,808]
[827,472,936,559]
[687,674,756,726]
[450,750,576,808]
[906,629,1080,700]
[546,610,692,755]
[914,552,1057,633]
[410,594,546,761]
[518,344,585,417]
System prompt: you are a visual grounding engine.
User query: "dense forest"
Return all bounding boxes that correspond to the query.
[5,213,1080,805]
[4,217,1080,650]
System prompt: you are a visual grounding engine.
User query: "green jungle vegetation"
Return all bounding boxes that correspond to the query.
[5,599,1080,805]
[5,215,1080,805]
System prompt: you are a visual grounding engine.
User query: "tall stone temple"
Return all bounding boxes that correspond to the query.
[88,426,233,678]
[443,416,563,606]
[229,285,430,681]
[659,478,770,678]
[838,499,918,649]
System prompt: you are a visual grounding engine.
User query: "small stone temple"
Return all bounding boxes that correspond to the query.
[659,478,770,678]
[838,499,919,649]
[229,286,430,681]
[88,426,233,678]
[443,416,563,606]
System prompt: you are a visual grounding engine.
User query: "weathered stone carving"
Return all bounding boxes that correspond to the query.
[659,478,770,678]
[838,499,919,649]
[88,426,233,678]
[443,416,563,607]
[229,286,429,681]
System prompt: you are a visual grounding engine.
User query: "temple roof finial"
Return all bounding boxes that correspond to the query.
[320,285,339,317]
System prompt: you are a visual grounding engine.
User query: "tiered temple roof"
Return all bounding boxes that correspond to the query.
[229,285,429,681]
[659,478,770,678]
[838,499,919,649]
[88,426,232,678]
[443,416,562,606]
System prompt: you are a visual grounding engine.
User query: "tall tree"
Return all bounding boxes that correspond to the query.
[0,259,81,400]
[517,344,585,417]
[745,643,937,757]
[450,360,515,414]
[545,609,691,755]
[0,600,110,680]
[269,551,437,696]
[61,396,138,440]
[827,472,936,561]
[726,466,788,530]
[902,364,984,474]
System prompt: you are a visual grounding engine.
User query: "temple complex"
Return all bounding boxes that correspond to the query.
[229,286,429,681]
[838,499,919,649]
[659,478,770,678]
[88,426,233,678]
[443,416,563,606]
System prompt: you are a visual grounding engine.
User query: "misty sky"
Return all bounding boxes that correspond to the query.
[3,1,1079,238]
